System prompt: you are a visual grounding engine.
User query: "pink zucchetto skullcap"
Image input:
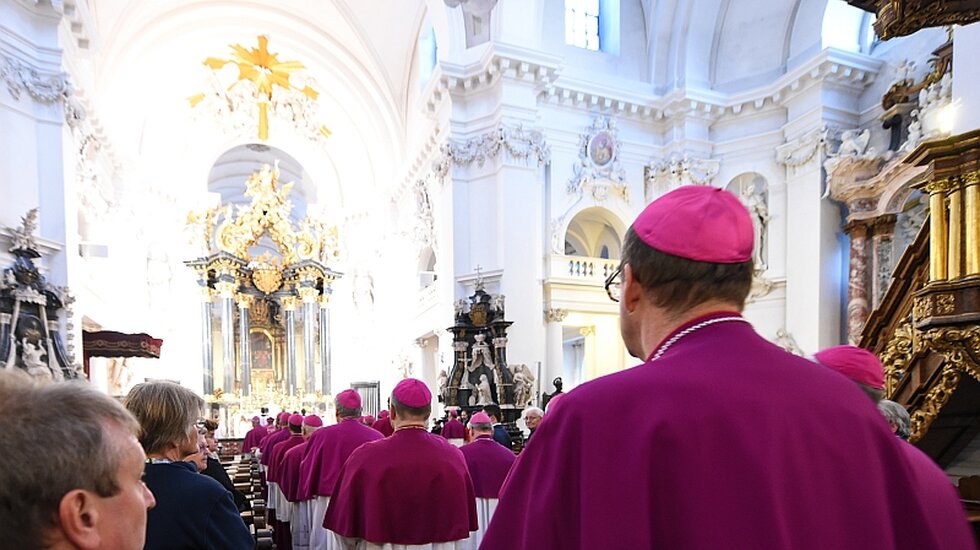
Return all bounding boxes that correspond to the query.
[277,411,291,423]
[470,412,492,425]
[303,415,323,428]
[363,415,376,425]
[251,416,260,423]
[337,389,362,410]
[378,410,390,419]
[288,413,304,427]
[814,345,885,390]
[634,185,753,263]
[450,409,458,418]
[393,378,432,408]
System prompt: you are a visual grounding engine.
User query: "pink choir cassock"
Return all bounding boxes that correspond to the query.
[371,415,394,437]
[458,435,515,550]
[300,417,384,550]
[323,428,478,549]
[243,423,267,453]
[280,440,313,550]
[900,439,975,548]
[481,313,976,550]
[269,431,305,549]
[441,418,466,444]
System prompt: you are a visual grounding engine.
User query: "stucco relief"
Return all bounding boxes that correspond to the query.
[644,155,720,204]
[440,123,550,172]
[567,117,628,204]
[0,54,69,104]
[775,126,827,168]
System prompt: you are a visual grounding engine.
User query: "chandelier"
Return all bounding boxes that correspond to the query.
[188,35,331,143]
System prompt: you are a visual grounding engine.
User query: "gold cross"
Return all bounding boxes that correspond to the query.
[189,35,331,141]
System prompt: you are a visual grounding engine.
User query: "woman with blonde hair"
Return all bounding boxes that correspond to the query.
[125,381,252,549]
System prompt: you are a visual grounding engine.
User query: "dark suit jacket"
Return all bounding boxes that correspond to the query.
[492,424,513,449]
[202,457,249,511]
[143,461,253,550]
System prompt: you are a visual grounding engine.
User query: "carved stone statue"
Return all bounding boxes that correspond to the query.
[108,357,134,396]
[472,374,493,406]
[740,185,770,270]
[838,129,872,158]
[901,110,922,154]
[21,337,52,381]
[437,369,449,401]
[509,363,535,407]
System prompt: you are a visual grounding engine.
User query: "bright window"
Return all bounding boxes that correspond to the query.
[565,0,600,51]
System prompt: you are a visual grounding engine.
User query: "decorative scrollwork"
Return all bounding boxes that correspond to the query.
[881,322,913,397]
[905,326,980,442]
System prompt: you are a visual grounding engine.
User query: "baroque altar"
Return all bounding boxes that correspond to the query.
[0,209,79,381]
[442,280,533,422]
[185,163,341,415]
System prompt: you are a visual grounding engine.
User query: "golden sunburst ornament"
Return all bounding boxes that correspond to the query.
[189,35,331,141]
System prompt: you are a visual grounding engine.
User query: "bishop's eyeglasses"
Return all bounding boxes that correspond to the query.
[604,264,623,302]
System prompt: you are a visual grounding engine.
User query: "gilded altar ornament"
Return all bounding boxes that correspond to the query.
[188,35,331,141]
[250,252,283,294]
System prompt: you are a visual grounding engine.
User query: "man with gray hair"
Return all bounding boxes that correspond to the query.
[460,412,516,549]
[0,370,156,550]
[521,406,544,442]
[878,399,911,440]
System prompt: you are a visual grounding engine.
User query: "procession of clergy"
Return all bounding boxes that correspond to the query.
[1,185,975,550]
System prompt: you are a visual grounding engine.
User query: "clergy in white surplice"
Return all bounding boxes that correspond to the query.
[300,389,383,550]
[457,412,516,550]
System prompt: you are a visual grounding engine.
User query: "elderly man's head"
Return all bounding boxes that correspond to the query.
[522,407,544,431]
[878,400,911,440]
[0,370,155,550]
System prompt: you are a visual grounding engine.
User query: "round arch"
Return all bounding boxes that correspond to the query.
[563,206,628,259]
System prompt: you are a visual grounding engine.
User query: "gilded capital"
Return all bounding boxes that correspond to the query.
[318,295,331,308]
[298,286,319,303]
[215,281,238,298]
[962,170,980,187]
[235,293,255,310]
[925,177,956,195]
[280,295,299,311]
[200,286,215,302]
[579,326,595,336]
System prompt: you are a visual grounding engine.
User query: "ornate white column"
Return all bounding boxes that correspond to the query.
[281,295,298,396]
[544,308,567,390]
[318,294,331,396]
[298,286,318,395]
[215,278,238,395]
[199,285,215,395]
[235,293,253,397]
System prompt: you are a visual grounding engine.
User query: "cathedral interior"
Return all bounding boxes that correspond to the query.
[4,0,980,493]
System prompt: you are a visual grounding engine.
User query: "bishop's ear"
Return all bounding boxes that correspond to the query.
[621,264,643,312]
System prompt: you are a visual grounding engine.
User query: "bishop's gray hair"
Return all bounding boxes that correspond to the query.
[877,399,911,440]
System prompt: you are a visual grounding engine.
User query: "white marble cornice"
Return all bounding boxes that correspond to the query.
[538,48,882,124]
[423,44,561,113]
